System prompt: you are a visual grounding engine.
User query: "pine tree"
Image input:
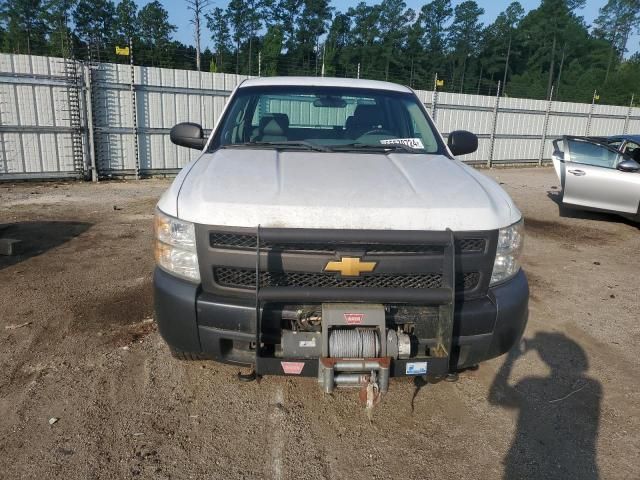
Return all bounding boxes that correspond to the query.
[378,0,414,81]
[447,1,484,92]
[324,12,351,77]
[346,2,381,77]
[262,25,283,75]
[226,0,260,74]
[73,0,116,59]
[593,0,640,81]
[206,7,231,72]
[296,0,333,74]
[138,0,175,67]
[186,0,212,71]
[265,0,303,53]
[43,0,76,57]
[515,0,592,100]
[418,0,453,78]
[481,2,525,93]
[1,0,49,55]
[114,0,138,45]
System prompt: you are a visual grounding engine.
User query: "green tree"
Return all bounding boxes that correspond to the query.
[138,0,175,66]
[261,25,283,75]
[296,0,333,73]
[417,0,452,79]
[403,10,426,87]
[225,0,245,73]
[1,0,49,55]
[226,0,262,74]
[324,12,351,76]
[244,0,263,75]
[593,0,640,81]
[263,0,302,53]
[378,0,414,81]
[514,0,593,99]
[447,1,484,92]
[346,2,381,77]
[600,54,640,104]
[73,0,116,59]
[43,0,76,57]
[114,0,138,45]
[481,2,524,92]
[206,7,231,72]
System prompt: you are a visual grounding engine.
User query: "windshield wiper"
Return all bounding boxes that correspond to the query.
[221,141,331,152]
[330,142,421,153]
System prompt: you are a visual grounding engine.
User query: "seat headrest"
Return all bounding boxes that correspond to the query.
[260,113,289,137]
[353,104,384,125]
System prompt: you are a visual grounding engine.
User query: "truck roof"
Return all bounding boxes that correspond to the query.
[238,76,413,94]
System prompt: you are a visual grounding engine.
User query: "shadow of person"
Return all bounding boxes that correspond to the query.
[489,332,601,480]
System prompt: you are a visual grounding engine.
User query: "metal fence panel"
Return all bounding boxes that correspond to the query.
[0,54,83,178]
[89,61,236,176]
[2,52,640,180]
[628,118,640,132]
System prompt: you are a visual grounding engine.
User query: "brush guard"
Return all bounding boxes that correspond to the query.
[252,227,457,394]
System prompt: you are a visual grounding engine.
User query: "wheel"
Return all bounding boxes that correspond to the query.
[170,347,207,361]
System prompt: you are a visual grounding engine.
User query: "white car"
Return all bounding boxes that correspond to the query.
[153,77,528,394]
[552,135,640,221]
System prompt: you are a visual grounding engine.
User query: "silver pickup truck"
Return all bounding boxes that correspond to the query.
[153,77,528,395]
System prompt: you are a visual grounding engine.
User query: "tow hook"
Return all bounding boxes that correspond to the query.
[359,371,382,417]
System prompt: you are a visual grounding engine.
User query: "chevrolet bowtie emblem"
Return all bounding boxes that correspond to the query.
[324,257,377,277]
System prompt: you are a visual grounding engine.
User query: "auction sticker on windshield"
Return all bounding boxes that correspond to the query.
[380,138,424,149]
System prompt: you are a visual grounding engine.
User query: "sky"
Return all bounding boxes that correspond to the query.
[147,0,640,56]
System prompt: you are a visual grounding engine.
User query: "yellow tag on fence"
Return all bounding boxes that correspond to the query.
[115,46,130,56]
[436,79,444,87]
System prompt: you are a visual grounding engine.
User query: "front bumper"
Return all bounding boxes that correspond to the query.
[154,267,528,375]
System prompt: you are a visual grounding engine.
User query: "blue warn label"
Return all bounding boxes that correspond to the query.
[406,362,428,375]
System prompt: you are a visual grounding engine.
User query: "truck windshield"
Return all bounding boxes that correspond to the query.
[212,85,443,154]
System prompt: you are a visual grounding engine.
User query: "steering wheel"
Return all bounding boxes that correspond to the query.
[359,128,395,138]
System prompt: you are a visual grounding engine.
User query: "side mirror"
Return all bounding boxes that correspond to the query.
[447,130,478,156]
[170,122,206,150]
[617,158,640,172]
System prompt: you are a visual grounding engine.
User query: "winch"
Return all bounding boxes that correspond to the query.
[249,226,458,404]
[281,312,412,361]
[281,303,412,397]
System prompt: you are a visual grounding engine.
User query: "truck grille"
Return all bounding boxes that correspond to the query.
[209,232,485,254]
[214,267,480,291]
[197,226,497,300]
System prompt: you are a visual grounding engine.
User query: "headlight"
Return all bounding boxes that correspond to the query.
[490,219,524,285]
[154,208,200,282]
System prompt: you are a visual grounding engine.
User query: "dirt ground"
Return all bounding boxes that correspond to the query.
[0,167,638,480]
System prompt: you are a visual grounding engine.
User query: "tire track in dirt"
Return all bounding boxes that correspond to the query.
[267,386,285,480]
[2,172,639,479]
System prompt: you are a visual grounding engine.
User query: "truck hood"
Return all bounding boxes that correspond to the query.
[169,149,520,231]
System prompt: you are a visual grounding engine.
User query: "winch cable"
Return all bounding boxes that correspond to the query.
[329,329,380,358]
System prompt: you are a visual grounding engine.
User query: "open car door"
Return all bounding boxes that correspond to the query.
[555,136,640,215]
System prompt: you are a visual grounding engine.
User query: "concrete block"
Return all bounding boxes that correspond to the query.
[0,238,23,256]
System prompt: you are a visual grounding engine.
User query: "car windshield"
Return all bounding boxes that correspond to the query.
[212,85,443,154]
